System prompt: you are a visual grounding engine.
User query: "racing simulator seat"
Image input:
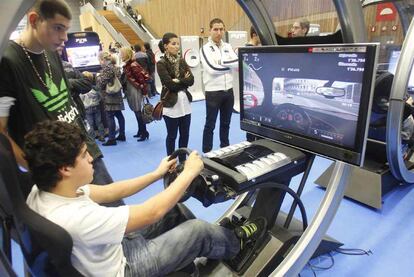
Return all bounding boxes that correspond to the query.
[0,134,83,277]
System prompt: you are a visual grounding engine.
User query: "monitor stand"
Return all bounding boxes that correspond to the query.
[198,207,342,277]
[315,141,400,209]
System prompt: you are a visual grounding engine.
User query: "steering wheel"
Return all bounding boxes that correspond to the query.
[163,148,196,202]
[272,103,312,134]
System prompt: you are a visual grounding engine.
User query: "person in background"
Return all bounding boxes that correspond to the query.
[200,18,238,153]
[157,33,194,162]
[0,0,123,207]
[143,42,158,96]
[120,46,150,141]
[57,43,92,121]
[97,52,126,146]
[80,71,105,142]
[246,26,261,46]
[291,19,310,37]
[133,43,150,73]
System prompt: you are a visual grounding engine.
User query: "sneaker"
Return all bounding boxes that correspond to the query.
[234,217,267,249]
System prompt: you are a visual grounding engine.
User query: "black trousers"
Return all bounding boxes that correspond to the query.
[202,89,234,153]
[163,114,191,161]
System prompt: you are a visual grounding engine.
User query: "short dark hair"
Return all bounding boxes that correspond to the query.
[209,18,225,29]
[133,43,143,52]
[158,32,178,53]
[24,121,87,191]
[31,0,72,20]
[300,19,310,35]
[144,42,151,51]
[250,26,257,38]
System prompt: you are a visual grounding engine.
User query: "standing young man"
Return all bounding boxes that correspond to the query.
[200,18,238,153]
[0,0,121,205]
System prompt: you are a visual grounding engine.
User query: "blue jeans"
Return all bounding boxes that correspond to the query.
[202,89,234,153]
[85,106,104,137]
[163,114,191,162]
[92,157,124,207]
[106,110,125,140]
[122,208,240,276]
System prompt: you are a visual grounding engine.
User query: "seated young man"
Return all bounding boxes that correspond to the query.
[24,120,266,276]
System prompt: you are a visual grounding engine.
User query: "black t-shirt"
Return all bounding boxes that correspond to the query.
[0,41,101,159]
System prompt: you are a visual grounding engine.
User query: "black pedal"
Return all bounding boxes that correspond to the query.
[224,233,270,274]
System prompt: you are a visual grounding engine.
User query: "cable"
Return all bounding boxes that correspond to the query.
[257,182,308,230]
[335,247,372,256]
[308,252,335,270]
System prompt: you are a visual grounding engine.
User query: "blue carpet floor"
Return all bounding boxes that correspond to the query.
[11,96,414,276]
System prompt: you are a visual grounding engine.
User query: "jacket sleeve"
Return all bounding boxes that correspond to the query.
[221,43,239,69]
[126,62,148,94]
[200,44,231,75]
[68,76,93,95]
[156,59,188,92]
[179,59,194,87]
[96,65,115,90]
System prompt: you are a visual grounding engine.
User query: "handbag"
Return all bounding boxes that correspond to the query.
[106,76,122,94]
[142,97,154,124]
[152,89,170,121]
[152,101,163,121]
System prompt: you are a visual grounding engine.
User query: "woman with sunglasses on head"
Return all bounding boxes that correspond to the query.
[157,33,194,161]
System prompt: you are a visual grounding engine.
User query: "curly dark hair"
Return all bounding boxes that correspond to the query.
[24,121,87,191]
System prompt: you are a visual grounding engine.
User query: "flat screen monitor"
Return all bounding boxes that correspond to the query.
[63,32,101,72]
[239,44,378,166]
[387,50,414,93]
[66,45,100,68]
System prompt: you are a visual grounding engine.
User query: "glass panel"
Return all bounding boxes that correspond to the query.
[261,0,339,37]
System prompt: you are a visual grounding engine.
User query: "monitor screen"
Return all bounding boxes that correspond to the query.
[239,44,378,166]
[388,50,414,92]
[65,45,100,68]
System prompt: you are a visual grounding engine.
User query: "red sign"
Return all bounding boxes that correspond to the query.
[376,3,397,21]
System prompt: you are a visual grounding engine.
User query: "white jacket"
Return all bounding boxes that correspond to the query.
[200,38,238,91]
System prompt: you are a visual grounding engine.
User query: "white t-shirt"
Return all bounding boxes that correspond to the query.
[163,90,191,118]
[26,185,129,277]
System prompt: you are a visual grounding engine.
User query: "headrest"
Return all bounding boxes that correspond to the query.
[372,72,394,115]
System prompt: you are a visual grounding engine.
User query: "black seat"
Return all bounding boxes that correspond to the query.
[0,134,83,277]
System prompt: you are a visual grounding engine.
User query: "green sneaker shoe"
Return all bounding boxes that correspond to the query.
[234,217,267,249]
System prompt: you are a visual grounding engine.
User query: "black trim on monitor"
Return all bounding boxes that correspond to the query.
[239,43,379,166]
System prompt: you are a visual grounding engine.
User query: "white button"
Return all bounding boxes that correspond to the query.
[228,145,238,151]
[253,160,267,169]
[274,153,288,160]
[267,154,280,162]
[245,163,259,171]
[214,150,224,156]
[260,158,274,165]
[236,165,251,175]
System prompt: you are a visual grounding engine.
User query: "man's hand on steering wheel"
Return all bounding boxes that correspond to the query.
[183,151,204,178]
[155,156,177,178]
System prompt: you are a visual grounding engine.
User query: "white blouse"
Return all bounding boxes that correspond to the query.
[163,90,191,118]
